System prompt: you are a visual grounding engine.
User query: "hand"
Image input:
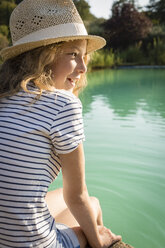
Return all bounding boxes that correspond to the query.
[98,225,122,248]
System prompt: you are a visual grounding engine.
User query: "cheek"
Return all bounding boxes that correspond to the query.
[63,59,76,71]
[52,58,76,76]
[51,62,63,75]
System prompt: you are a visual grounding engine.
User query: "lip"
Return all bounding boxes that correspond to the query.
[67,77,80,88]
[67,78,76,88]
[67,77,80,82]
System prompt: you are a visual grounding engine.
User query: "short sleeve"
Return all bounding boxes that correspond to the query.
[50,98,85,154]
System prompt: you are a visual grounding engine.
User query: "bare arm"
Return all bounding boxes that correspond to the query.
[59,143,121,248]
[59,143,101,247]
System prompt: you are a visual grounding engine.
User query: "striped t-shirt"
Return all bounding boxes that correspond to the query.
[0,85,85,247]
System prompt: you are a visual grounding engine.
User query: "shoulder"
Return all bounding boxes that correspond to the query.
[53,90,82,106]
[46,90,82,113]
[21,82,82,109]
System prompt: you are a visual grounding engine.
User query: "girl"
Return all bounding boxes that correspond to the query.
[0,0,122,247]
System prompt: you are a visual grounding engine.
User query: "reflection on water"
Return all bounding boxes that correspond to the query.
[81,69,165,119]
[50,69,165,248]
[80,69,165,248]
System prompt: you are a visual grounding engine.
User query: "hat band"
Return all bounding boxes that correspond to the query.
[13,23,88,46]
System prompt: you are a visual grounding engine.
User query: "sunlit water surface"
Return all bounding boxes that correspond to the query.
[49,69,165,248]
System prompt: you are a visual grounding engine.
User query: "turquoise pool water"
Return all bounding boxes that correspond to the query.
[49,69,165,248]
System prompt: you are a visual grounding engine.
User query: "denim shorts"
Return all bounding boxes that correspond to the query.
[55,223,80,248]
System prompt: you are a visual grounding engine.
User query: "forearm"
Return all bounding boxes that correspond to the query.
[60,144,121,248]
[64,187,101,248]
[60,144,102,247]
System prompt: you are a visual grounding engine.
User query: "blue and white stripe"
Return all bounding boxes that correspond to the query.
[0,87,84,247]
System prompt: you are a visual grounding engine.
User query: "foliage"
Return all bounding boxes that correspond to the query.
[142,24,165,52]
[0,0,164,66]
[15,0,23,4]
[88,35,165,68]
[87,18,106,37]
[119,42,147,64]
[0,32,9,63]
[147,0,165,25]
[0,1,16,25]
[0,33,9,49]
[73,0,95,21]
[103,0,152,50]
[0,0,15,3]
[117,36,165,65]
[146,37,165,65]
[0,24,9,37]
[88,49,123,69]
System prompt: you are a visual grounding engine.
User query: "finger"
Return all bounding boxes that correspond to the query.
[116,235,122,241]
[111,236,122,247]
[111,233,122,241]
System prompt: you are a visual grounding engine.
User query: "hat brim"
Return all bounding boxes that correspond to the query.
[0,35,106,61]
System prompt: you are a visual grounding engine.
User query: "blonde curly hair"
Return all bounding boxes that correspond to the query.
[0,42,89,98]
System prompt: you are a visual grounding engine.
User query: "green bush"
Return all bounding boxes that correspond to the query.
[0,25,9,37]
[0,33,9,50]
[146,37,165,65]
[119,42,147,65]
[114,36,165,65]
[89,49,121,69]
[0,1,16,26]
[0,33,9,64]
[90,51,105,68]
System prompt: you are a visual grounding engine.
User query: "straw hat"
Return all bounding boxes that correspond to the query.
[0,0,106,61]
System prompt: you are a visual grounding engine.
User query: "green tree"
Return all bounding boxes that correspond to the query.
[0,33,9,50]
[147,0,165,24]
[0,0,15,3]
[103,0,152,50]
[0,1,16,26]
[0,24,9,37]
[15,0,23,4]
[88,18,106,37]
[73,0,95,21]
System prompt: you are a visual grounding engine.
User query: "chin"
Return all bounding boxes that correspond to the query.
[68,88,74,93]
[64,85,74,92]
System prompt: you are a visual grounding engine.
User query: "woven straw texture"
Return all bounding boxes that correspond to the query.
[11,0,82,44]
[0,0,106,60]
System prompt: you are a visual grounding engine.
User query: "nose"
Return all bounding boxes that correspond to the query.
[77,57,87,74]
